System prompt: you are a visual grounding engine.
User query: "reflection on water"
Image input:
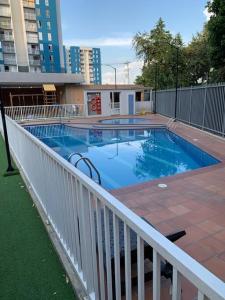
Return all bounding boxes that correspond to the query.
[25,124,220,190]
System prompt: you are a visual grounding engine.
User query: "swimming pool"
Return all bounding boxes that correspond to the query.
[99,118,149,125]
[25,124,220,190]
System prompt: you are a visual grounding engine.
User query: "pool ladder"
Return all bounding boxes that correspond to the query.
[68,152,101,185]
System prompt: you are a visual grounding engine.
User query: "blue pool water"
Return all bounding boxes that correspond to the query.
[25,124,220,190]
[99,118,149,125]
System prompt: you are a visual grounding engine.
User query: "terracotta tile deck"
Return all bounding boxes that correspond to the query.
[108,115,225,288]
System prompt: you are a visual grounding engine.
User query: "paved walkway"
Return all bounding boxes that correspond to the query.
[111,115,225,283]
[0,137,76,300]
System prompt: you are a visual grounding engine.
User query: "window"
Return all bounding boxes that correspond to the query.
[110,92,120,106]
[39,43,43,51]
[36,0,39,4]
[47,21,51,30]
[135,92,142,102]
[45,0,49,5]
[46,9,50,17]
[49,54,54,62]
[37,20,41,28]
[48,33,52,41]
[38,32,42,40]
[48,44,53,51]
[36,8,40,16]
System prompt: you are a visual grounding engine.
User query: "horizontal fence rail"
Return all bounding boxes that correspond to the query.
[0,116,225,300]
[4,104,85,122]
[156,83,225,137]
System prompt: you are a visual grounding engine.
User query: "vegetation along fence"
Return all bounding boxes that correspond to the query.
[156,83,225,136]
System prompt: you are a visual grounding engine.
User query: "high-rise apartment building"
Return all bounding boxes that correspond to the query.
[64,46,102,84]
[0,0,64,73]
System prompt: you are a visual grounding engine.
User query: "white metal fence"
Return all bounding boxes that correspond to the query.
[4,104,85,122]
[135,101,153,114]
[1,116,225,300]
[156,83,225,136]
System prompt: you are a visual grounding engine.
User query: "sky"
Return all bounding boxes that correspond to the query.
[61,0,209,84]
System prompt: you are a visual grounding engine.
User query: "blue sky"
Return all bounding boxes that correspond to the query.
[61,0,209,83]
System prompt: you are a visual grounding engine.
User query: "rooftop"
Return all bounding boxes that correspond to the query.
[81,84,150,91]
[0,72,84,86]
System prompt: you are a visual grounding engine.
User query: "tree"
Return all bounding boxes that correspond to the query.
[207,0,225,81]
[133,19,214,88]
[184,27,211,85]
[133,18,186,89]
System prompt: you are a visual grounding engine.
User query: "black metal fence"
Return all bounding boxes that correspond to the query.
[155,83,225,136]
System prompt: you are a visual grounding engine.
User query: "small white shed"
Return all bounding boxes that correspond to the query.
[82,84,152,117]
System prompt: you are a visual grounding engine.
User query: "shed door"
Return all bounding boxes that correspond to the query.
[128,94,134,115]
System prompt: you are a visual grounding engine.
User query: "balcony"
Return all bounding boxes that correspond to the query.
[29,59,41,66]
[28,48,40,55]
[25,22,37,32]
[27,36,38,44]
[0,7,10,17]
[0,21,11,29]
[0,0,10,4]
[0,33,13,41]
[4,58,16,65]
[24,12,36,21]
[2,45,15,53]
[23,0,35,8]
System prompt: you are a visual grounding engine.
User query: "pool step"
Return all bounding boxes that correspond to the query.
[92,123,167,130]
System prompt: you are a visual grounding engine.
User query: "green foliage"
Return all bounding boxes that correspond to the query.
[133,18,183,89]
[207,0,225,81]
[133,12,224,88]
[184,26,211,85]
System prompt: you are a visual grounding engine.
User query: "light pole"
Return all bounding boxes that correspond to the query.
[174,46,179,121]
[152,59,158,114]
[103,64,117,89]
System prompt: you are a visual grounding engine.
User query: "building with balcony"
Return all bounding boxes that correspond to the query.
[0,0,64,73]
[64,46,102,84]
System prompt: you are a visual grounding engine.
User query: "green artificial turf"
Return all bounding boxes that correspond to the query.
[0,137,77,300]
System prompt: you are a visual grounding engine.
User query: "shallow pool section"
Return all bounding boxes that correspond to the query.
[25,124,220,190]
[99,118,150,125]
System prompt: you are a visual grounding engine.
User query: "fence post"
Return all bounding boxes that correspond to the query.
[177,87,182,120]
[221,86,225,137]
[189,86,193,125]
[202,85,207,130]
[20,106,23,121]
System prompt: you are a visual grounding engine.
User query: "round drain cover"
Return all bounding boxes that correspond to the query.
[158,183,168,188]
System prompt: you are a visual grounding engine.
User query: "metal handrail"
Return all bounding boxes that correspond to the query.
[75,157,101,185]
[67,152,83,162]
[68,153,93,179]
